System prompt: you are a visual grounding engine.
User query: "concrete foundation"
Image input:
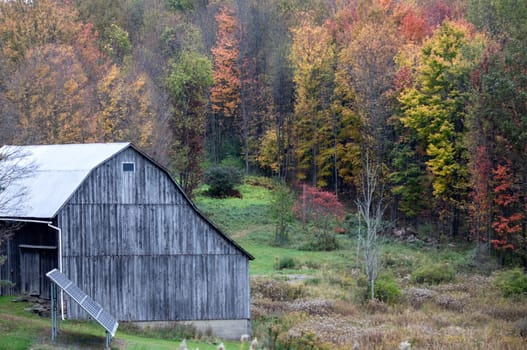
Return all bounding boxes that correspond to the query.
[132,319,251,340]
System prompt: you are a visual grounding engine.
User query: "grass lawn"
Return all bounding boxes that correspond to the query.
[0,297,241,350]
[196,178,356,275]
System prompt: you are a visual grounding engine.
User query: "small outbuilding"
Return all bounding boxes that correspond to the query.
[0,143,253,339]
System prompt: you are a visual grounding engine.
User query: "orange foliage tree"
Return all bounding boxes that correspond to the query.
[0,0,80,66]
[209,4,241,163]
[0,0,165,152]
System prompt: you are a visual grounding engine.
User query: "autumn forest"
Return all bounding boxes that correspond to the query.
[1,0,527,263]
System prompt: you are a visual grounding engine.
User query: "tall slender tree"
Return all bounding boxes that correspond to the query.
[167,51,213,195]
[210,4,241,163]
[398,21,485,237]
[356,154,386,300]
[290,18,336,187]
[339,20,401,162]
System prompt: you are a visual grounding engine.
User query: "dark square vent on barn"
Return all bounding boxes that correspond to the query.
[0,143,253,339]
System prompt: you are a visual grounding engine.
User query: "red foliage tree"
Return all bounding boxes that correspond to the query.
[491,160,524,251]
[75,23,108,80]
[294,184,345,233]
[399,7,431,42]
[425,1,454,28]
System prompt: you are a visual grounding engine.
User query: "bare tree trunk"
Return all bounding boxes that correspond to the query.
[276,120,282,179]
[312,146,317,187]
[356,154,386,300]
[241,85,249,174]
[333,111,338,196]
[356,214,362,269]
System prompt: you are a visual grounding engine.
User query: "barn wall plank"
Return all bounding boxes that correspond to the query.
[64,255,250,321]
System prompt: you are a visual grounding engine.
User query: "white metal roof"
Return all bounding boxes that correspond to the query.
[0,143,130,218]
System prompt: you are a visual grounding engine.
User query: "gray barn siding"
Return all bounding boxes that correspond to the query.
[63,255,249,321]
[59,204,239,257]
[57,148,250,322]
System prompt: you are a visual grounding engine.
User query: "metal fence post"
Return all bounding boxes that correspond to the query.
[106,331,111,349]
[51,282,58,341]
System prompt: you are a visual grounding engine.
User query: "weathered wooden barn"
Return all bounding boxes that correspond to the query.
[0,143,253,339]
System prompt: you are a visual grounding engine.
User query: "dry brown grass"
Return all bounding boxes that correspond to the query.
[251,273,527,349]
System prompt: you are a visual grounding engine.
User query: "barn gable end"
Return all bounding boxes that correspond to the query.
[1,143,252,339]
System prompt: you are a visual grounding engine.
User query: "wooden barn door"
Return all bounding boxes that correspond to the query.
[19,246,56,299]
[20,249,40,295]
[39,249,55,299]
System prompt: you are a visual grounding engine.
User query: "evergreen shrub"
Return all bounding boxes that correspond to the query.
[203,165,243,197]
[494,268,527,297]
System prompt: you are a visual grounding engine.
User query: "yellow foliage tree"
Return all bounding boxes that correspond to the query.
[290,17,336,187]
[0,0,80,67]
[7,44,94,144]
[95,65,155,151]
[398,21,486,236]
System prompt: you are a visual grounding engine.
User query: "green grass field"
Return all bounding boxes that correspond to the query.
[196,177,473,278]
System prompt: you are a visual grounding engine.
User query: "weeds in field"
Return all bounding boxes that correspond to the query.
[199,180,527,349]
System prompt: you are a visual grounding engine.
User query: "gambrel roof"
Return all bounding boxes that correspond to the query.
[0,142,253,259]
